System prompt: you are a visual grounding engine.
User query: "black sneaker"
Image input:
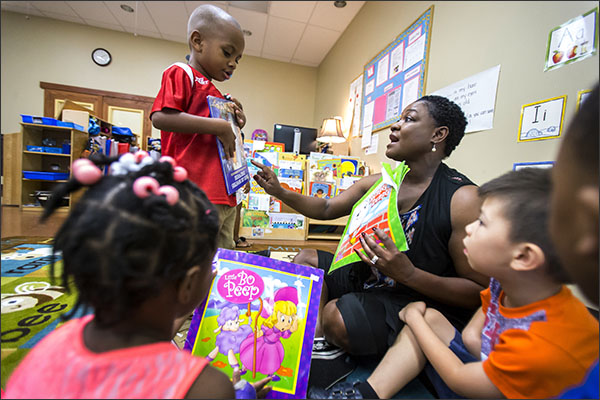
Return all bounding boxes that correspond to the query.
[308,381,364,399]
[312,337,345,360]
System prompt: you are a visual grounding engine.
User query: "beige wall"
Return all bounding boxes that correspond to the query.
[0,10,317,140]
[316,1,599,183]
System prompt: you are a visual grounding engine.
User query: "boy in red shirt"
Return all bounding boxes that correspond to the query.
[151,4,246,249]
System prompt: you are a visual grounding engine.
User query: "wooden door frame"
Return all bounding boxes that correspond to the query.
[41,82,155,149]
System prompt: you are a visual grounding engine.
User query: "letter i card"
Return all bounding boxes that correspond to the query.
[185,249,324,399]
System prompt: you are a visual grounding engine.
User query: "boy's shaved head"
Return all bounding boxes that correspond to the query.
[187,4,242,40]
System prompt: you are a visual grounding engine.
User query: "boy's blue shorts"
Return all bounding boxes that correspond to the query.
[424,329,479,399]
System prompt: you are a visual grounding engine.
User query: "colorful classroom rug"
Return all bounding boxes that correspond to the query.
[0,236,87,389]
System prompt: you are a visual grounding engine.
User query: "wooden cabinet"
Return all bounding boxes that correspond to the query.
[8,122,88,211]
[305,216,348,241]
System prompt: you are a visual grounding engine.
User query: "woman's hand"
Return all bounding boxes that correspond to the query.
[251,160,284,197]
[354,227,417,285]
[291,314,299,333]
[229,97,246,129]
[398,301,426,323]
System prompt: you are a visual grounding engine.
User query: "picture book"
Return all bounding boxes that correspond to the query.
[184,249,324,399]
[316,159,341,177]
[309,182,333,199]
[309,169,334,183]
[207,95,250,195]
[269,212,305,230]
[278,168,304,180]
[330,162,410,273]
[279,152,306,162]
[241,209,270,228]
[279,178,303,194]
[338,158,359,177]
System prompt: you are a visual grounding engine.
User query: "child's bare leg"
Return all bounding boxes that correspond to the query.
[366,308,456,399]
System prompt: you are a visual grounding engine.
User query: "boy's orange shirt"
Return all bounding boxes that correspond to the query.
[479,279,599,398]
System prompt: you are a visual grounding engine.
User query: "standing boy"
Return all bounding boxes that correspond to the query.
[151,4,246,249]
[314,168,599,399]
[550,82,599,399]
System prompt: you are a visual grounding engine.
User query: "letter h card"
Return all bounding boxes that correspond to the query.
[184,249,324,398]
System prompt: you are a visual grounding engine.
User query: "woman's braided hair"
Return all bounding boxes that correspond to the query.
[42,153,219,327]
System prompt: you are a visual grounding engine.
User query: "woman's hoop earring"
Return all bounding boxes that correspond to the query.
[431,143,437,152]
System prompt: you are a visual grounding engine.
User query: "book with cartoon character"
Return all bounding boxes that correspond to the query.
[185,249,324,399]
[207,95,250,195]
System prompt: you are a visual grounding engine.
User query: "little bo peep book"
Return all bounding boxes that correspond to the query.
[184,249,324,399]
[207,95,250,195]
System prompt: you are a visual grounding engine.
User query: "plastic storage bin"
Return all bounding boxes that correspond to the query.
[23,171,69,181]
[20,114,58,126]
[26,145,44,152]
[56,120,85,131]
[42,146,63,154]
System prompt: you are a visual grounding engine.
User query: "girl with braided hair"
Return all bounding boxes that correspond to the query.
[4,152,271,399]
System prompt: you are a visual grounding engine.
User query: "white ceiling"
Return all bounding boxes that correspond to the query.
[0,1,365,67]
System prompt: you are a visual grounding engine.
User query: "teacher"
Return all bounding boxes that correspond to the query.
[252,95,489,360]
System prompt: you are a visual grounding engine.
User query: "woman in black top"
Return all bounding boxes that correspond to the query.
[251,95,489,359]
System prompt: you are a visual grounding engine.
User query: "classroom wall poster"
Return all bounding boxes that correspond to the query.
[361,6,433,134]
[518,95,567,142]
[576,89,592,111]
[431,65,501,133]
[348,74,364,138]
[544,8,598,72]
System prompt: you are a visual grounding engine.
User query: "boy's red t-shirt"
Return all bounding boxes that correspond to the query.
[151,64,236,207]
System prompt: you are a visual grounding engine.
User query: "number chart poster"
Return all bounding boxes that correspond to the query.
[361,6,433,134]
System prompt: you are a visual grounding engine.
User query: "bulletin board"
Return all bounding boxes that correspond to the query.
[361,6,434,134]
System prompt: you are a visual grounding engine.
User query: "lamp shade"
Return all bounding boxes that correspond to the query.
[317,117,346,143]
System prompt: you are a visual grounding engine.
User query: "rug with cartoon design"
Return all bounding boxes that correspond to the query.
[0,236,87,389]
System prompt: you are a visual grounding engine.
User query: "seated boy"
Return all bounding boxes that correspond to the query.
[313,168,599,399]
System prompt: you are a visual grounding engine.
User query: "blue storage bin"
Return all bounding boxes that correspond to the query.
[26,145,44,152]
[62,143,71,154]
[56,121,85,131]
[42,146,63,154]
[20,114,58,126]
[23,171,69,181]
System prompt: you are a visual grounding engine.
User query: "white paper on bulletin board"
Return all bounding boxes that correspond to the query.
[431,65,501,133]
[348,74,364,138]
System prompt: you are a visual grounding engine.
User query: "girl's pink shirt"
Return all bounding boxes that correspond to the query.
[4,314,208,399]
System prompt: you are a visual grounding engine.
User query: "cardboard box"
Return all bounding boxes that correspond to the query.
[61,109,89,133]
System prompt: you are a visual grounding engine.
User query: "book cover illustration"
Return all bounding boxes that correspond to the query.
[184,249,324,399]
[339,158,359,177]
[279,178,303,194]
[330,162,410,273]
[278,168,304,180]
[309,169,334,183]
[241,209,270,228]
[270,213,305,230]
[316,159,341,178]
[309,182,333,199]
[207,95,250,195]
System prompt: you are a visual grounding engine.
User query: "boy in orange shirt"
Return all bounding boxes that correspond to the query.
[317,168,598,399]
[151,4,246,249]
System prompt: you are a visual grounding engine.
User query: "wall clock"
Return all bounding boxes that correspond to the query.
[92,48,112,67]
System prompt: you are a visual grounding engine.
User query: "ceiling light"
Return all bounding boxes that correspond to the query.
[120,4,134,13]
[334,1,347,8]
[242,29,252,36]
